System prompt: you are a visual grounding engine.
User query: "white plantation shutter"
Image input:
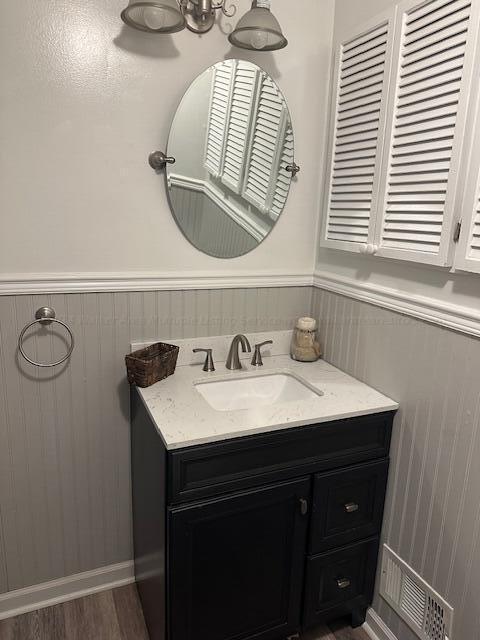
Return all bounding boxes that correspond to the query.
[242,74,289,213]
[269,124,294,221]
[455,192,480,272]
[466,203,480,265]
[221,61,258,194]
[375,0,478,265]
[204,62,234,177]
[321,12,395,252]
[454,79,480,274]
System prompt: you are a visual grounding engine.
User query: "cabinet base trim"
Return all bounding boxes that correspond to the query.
[363,608,398,640]
[0,561,135,621]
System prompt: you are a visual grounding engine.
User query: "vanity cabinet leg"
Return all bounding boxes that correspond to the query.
[351,607,367,628]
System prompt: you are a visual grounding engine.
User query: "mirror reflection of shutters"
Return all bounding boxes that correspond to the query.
[322,13,394,252]
[221,61,258,194]
[243,74,288,214]
[375,0,474,265]
[269,125,294,221]
[205,62,234,178]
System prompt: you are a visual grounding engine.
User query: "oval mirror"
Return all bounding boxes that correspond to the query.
[166,60,295,259]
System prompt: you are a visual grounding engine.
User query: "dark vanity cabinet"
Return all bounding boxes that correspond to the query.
[131,390,394,640]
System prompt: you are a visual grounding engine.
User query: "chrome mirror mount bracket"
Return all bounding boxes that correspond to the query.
[149,151,176,172]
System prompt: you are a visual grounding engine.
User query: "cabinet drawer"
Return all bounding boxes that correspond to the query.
[303,537,379,628]
[310,459,389,554]
[168,413,394,504]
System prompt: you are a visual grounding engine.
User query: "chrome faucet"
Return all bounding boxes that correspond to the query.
[226,334,251,370]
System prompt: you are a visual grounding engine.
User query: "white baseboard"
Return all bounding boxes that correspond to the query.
[0,561,135,621]
[363,608,399,640]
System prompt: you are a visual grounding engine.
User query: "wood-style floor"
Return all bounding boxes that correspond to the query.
[0,585,371,640]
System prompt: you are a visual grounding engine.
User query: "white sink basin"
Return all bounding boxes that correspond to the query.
[195,372,323,412]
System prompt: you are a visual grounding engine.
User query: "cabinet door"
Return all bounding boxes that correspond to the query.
[374,0,480,266]
[320,8,396,254]
[169,478,310,640]
[453,73,480,274]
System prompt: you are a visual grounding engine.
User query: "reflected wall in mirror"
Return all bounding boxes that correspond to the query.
[167,59,295,259]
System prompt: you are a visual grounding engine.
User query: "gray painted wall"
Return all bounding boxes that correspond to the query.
[0,287,312,594]
[312,288,480,640]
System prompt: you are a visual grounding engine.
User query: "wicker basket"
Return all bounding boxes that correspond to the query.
[125,342,179,388]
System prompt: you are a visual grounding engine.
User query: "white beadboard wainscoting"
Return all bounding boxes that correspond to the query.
[312,288,480,640]
[0,287,312,598]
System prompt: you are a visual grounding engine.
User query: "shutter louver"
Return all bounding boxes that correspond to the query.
[376,0,474,264]
[205,62,234,178]
[322,14,394,251]
[243,74,288,213]
[221,61,258,194]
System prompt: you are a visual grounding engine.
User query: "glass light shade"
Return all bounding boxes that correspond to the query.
[121,0,185,33]
[228,1,287,51]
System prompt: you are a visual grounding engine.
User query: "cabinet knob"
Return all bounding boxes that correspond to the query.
[299,498,308,516]
[337,578,351,590]
[344,502,359,513]
[360,243,378,255]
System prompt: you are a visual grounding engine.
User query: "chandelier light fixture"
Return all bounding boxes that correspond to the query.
[120,0,287,50]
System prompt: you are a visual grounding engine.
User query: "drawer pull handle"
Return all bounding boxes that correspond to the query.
[299,498,308,516]
[345,502,359,513]
[337,578,351,590]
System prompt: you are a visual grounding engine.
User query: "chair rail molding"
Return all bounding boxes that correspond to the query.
[0,271,314,296]
[313,270,480,339]
[2,268,480,339]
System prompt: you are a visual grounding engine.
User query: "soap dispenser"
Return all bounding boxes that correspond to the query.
[290,317,321,362]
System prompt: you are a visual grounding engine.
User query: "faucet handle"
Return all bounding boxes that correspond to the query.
[251,340,273,367]
[193,348,215,372]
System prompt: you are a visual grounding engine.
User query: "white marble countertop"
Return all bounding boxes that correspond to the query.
[135,332,398,450]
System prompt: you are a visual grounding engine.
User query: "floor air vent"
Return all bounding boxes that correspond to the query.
[380,545,453,640]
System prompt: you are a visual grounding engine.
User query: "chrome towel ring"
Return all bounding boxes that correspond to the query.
[18,307,74,368]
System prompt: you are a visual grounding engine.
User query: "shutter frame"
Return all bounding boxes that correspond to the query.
[221,61,259,195]
[374,0,480,266]
[457,185,480,273]
[269,123,294,221]
[453,13,480,276]
[320,9,396,254]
